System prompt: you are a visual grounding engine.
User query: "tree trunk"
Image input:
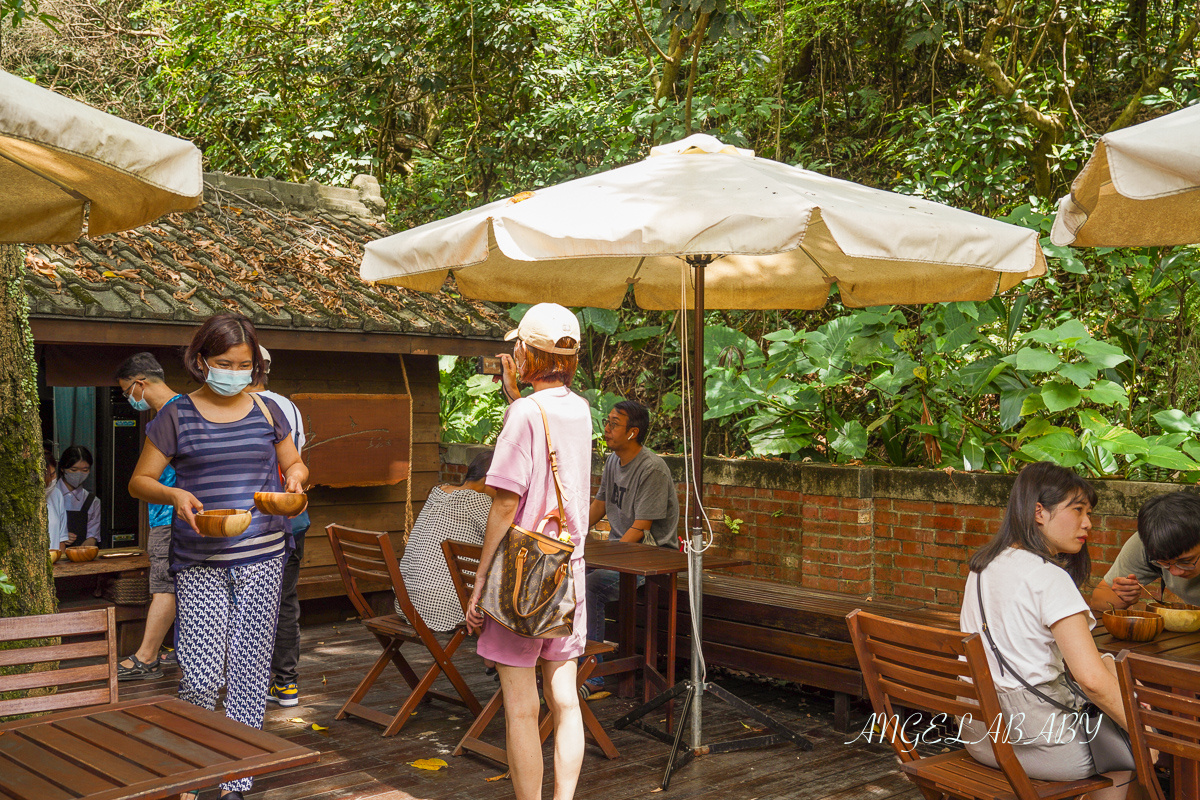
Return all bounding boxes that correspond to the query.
[0,243,55,623]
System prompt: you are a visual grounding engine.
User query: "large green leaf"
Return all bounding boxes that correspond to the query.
[1139,447,1200,472]
[1040,381,1082,413]
[1154,409,1200,434]
[1083,380,1129,408]
[1093,426,1149,455]
[1057,362,1095,388]
[1019,431,1086,467]
[830,420,869,460]
[1010,347,1061,372]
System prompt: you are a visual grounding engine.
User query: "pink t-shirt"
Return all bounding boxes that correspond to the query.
[487,386,592,556]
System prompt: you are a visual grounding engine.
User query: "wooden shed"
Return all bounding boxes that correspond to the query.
[26,172,505,631]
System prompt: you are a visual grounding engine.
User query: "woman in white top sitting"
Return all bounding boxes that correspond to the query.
[396,449,494,632]
[960,461,1142,799]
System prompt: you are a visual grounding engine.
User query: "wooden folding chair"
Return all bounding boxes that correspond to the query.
[0,607,118,717]
[847,609,1112,800]
[326,523,482,736]
[1117,649,1200,800]
[442,539,619,766]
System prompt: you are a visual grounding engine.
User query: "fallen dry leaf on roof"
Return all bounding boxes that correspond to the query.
[409,758,447,771]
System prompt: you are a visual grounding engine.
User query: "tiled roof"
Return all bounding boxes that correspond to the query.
[23,172,507,339]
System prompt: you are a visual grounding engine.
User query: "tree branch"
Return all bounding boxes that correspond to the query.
[629,0,672,63]
[1108,13,1200,131]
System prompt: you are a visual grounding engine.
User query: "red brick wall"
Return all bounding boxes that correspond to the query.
[440,445,1179,610]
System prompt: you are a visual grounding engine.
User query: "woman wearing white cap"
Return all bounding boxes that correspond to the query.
[466,302,592,800]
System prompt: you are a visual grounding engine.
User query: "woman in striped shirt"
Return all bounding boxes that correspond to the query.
[129,314,307,800]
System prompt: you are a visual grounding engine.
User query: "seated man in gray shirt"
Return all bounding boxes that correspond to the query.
[583,400,680,694]
[1089,491,1200,610]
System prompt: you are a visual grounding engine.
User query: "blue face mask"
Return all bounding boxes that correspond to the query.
[126,382,151,412]
[205,362,253,396]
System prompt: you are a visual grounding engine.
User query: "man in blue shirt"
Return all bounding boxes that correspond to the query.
[116,353,181,681]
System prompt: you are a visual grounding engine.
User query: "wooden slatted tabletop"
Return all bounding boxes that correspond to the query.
[0,695,319,800]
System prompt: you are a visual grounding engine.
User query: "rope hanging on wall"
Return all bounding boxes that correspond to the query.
[399,354,415,544]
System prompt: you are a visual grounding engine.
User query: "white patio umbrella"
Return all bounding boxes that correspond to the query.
[1,69,203,243]
[362,133,1048,784]
[1051,103,1200,247]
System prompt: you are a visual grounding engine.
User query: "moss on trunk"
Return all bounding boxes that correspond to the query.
[0,244,55,622]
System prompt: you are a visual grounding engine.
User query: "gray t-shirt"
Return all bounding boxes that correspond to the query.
[595,447,679,548]
[1103,534,1200,605]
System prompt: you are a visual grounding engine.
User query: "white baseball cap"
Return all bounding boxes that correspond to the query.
[504,303,580,355]
[258,345,272,370]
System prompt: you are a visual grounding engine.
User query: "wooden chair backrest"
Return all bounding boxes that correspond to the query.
[0,607,117,718]
[847,608,1043,800]
[1117,650,1200,800]
[441,539,483,617]
[326,523,431,637]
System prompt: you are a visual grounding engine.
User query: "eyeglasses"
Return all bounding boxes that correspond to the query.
[120,380,143,399]
[603,419,627,430]
[1151,556,1200,571]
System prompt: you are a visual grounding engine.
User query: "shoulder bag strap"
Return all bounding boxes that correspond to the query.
[80,492,96,515]
[249,392,275,428]
[529,397,567,528]
[974,571,1079,714]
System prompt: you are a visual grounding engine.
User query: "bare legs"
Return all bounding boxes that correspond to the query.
[497,659,584,800]
[121,592,176,669]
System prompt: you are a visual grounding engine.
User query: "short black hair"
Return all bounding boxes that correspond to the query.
[613,400,650,445]
[43,439,57,471]
[58,445,94,473]
[1138,492,1200,562]
[115,352,165,383]
[464,449,494,483]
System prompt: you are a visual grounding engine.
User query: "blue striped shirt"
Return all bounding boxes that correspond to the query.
[146,394,292,572]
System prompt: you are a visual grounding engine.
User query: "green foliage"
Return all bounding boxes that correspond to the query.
[439,356,507,444]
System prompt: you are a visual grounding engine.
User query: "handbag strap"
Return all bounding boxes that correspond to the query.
[249,392,275,428]
[974,570,1080,714]
[528,397,568,531]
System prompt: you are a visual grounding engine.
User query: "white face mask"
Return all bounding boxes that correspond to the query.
[205,362,253,396]
[63,470,88,488]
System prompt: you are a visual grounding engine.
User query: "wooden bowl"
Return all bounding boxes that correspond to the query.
[49,548,61,565]
[254,492,308,517]
[65,545,99,562]
[195,509,252,538]
[1148,602,1200,633]
[1102,608,1164,641]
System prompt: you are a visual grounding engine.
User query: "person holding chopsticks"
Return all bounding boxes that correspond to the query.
[1090,492,1200,611]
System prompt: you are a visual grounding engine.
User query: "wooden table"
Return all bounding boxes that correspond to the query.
[0,695,319,800]
[584,539,749,706]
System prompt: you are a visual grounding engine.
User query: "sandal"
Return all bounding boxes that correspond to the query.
[117,654,162,682]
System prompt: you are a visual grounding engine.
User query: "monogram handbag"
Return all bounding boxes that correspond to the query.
[479,399,576,639]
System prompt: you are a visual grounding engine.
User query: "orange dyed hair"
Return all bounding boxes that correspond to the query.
[520,338,579,387]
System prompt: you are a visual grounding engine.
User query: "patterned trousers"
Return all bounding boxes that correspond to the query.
[176,556,285,793]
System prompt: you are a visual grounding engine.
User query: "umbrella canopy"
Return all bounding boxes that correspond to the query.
[1,70,203,243]
[1051,103,1200,247]
[363,134,1047,309]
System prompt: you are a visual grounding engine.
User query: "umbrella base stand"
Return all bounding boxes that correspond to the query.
[614,679,813,791]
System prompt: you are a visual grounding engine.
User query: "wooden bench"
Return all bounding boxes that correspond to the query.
[624,574,959,732]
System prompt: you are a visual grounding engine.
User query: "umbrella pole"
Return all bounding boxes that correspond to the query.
[614,256,813,791]
[689,257,706,753]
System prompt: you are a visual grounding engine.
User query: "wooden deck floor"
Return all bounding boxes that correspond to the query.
[118,614,921,800]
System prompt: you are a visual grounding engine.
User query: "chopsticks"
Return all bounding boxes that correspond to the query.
[1139,582,1164,604]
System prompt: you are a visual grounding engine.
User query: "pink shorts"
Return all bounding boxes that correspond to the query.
[476,557,587,668]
